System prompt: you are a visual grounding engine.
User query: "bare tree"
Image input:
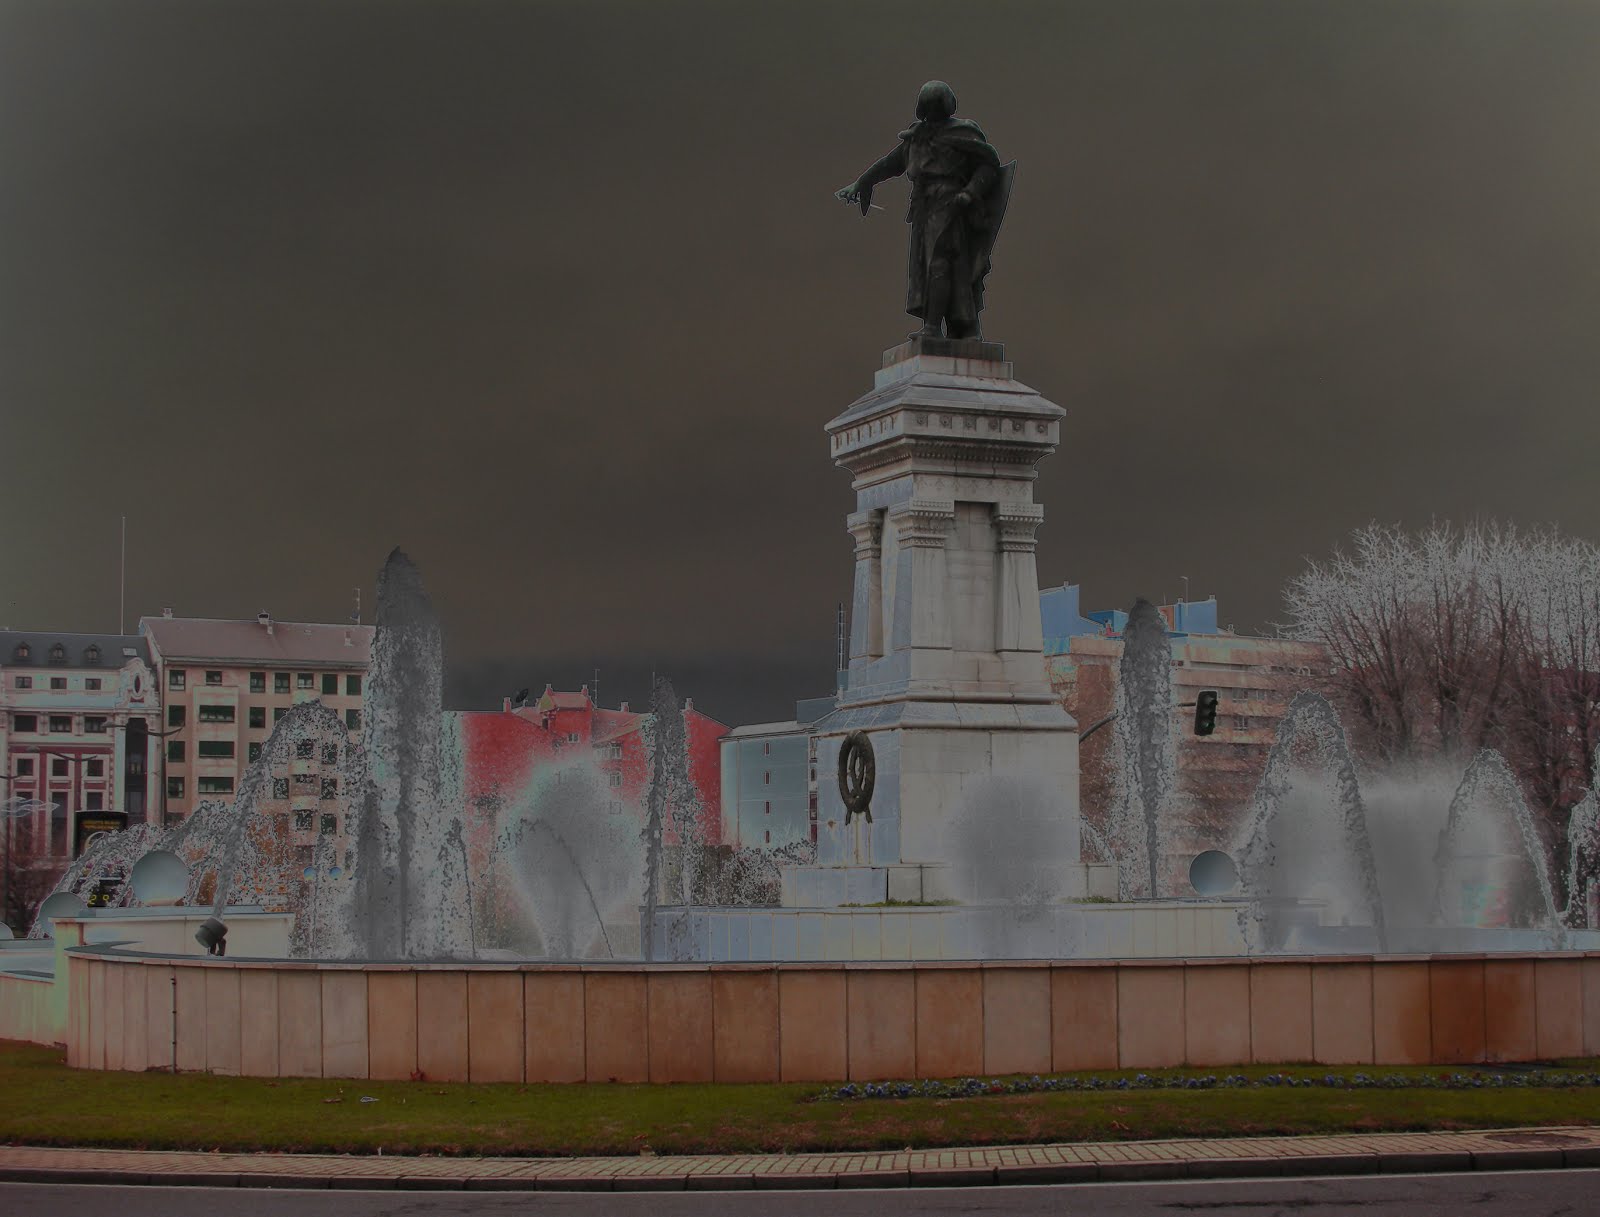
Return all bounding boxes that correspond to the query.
[2,798,65,935]
[1285,520,1600,873]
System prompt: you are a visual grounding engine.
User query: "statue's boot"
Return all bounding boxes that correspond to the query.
[914,265,952,340]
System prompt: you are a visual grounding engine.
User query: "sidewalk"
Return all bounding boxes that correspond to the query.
[3,1127,1599,1191]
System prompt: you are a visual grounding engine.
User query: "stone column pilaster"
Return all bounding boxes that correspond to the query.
[995,503,1046,652]
[846,510,884,661]
[888,498,956,651]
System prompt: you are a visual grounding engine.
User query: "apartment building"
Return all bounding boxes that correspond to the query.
[139,612,373,821]
[0,632,160,858]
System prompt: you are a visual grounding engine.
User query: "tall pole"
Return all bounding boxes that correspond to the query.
[119,516,127,634]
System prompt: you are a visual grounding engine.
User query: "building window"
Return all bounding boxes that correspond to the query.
[15,759,33,776]
[345,709,361,731]
[49,715,73,733]
[765,830,771,844]
[167,741,185,763]
[85,716,108,734]
[273,778,290,800]
[167,706,185,729]
[86,759,104,778]
[763,771,770,784]
[84,645,101,665]
[297,673,314,690]
[48,643,66,664]
[12,676,30,689]
[86,792,104,811]
[566,731,580,743]
[765,800,771,814]
[321,743,338,765]
[274,673,290,694]
[319,813,337,836]
[197,776,234,795]
[250,671,266,693]
[12,642,29,660]
[248,706,266,729]
[608,771,622,788]
[248,742,263,763]
[198,704,235,723]
[205,670,222,686]
[197,740,235,759]
[322,674,338,695]
[764,741,771,755]
[169,669,186,690]
[85,678,101,691]
[13,714,38,733]
[294,810,314,831]
[273,706,287,723]
[51,758,69,778]
[321,777,338,799]
[345,675,361,696]
[167,777,184,799]
[293,772,317,788]
[296,738,314,759]
[50,677,67,690]
[1233,716,1250,731]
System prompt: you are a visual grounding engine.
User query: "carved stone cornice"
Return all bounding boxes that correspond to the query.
[887,498,956,549]
[994,503,1045,553]
[845,510,883,559]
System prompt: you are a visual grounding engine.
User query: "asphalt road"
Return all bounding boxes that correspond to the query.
[5,1171,1598,1216]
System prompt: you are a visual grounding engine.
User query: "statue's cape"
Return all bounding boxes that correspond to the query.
[895,117,1002,170]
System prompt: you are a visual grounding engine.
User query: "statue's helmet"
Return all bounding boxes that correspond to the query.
[915,80,957,122]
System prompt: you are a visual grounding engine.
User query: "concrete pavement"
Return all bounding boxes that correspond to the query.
[2,1126,1599,1191]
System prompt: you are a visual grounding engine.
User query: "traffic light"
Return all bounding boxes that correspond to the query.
[1193,689,1219,736]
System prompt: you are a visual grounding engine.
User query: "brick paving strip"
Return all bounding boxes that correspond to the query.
[2,1128,1599,1191]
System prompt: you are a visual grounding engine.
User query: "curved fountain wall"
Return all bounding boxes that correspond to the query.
[41,942,1600,1080]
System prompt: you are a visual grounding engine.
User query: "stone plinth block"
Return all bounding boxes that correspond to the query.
[1051,965,1118,1071]
[204,966,242,1076]
[1483,959,1536,1062]
[1372,961,1432,1064]
[174,966,206,1073]
[1249,963,1312,1063]
[779,969,847,1082]
[713,970,780,1083]
[277,971,323,1078]
[647,971,714,1084]
[584,972,648,1083]
[848,968,916,1080]
[1117,966,1184,1069]
[367,971,418,1081]
[1429,960,1487,1064]
[1183,965,1250,1067]
[982,967,1051,1076]
[525,972,585,1083]
[468,972,524,1084]
[916,968,984,1079]
[321,972,369,1080]
[1534,959,1584,1059]
[123,964,149,1073]
[239,969,278,1077]
[1311,963,1374,1065]
[416,971,469,1083]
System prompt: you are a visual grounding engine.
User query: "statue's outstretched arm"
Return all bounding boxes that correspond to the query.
[836,144,907,214]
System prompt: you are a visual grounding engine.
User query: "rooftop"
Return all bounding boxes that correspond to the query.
[139,616,373,668]
[0,631,148,669]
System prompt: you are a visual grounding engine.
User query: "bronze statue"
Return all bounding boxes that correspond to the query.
[836,81,1015,341]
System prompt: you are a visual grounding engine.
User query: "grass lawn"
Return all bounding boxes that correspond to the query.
[2,1041,1598,1158]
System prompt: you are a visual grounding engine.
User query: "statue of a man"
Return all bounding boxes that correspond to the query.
[836,81,1014,341]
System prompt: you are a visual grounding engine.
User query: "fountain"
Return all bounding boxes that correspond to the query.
[1107,598,1176,899]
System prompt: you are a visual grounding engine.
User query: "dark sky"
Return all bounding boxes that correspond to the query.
[4,1,1599,724]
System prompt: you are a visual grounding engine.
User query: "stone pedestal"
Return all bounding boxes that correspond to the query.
[796,337,1083,905]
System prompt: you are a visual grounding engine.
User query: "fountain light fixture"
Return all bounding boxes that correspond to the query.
[195,916,228,957]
